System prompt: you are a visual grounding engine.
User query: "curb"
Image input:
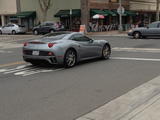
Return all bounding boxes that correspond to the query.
[76,75,160,120]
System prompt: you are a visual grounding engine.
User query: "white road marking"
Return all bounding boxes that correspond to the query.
[112,47,160,53]
[22,68,64,77]
[0,50,12,53]
[0,64,64,77]
[112,57,160,62]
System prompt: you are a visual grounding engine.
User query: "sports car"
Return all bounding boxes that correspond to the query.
[23,32,111,68]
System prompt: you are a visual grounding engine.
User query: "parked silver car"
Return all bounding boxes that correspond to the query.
[128,21,160,39]
[0,23,26,35]
[23,32,111,68]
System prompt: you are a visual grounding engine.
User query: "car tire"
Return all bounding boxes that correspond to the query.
[101,44,111,60]
[64,49,77,68]
[0,30,2,35]
[12,30,16,35]
[50,29,55,33]
[33,30,39,35]
[133,32,141,39]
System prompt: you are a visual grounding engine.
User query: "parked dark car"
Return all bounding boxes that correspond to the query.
[128,21,160,39]
[32,21,65,35]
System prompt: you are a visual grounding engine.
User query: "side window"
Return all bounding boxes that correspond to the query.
[158,23,160,28]
[46,23,53,26]
[148,23,158,28]
[71,35,92,42]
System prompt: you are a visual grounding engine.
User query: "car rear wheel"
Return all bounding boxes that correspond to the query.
[133,32,141,39]
[64,49,77,68]
[102,44,111,59]
[33,30,39,35]
[0,30,2,35]
[12,30,16,35]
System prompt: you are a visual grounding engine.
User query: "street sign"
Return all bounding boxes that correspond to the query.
[70,9,72,15]
[117,6,125,15]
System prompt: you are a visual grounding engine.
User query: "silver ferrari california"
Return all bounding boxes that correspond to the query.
[23,32,111,68]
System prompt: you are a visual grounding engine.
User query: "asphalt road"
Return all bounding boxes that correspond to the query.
[0,35,160,120]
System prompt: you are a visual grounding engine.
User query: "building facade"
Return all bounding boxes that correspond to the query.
[0,0,20,26]
[0,0,159,31]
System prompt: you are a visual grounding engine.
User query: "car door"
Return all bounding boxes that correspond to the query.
[71,35,100,58]
[2,25,9,33]
[145,22,159,36]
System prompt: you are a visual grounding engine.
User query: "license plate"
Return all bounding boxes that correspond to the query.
[32,51,39,55]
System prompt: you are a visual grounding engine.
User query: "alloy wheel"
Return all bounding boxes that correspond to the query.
[102,45,111,59]
[134,32,141,39]
[12,30,16,35]
[34,30,38,35]
[64,50,76,68]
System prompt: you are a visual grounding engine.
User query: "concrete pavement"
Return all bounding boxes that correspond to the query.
[76,75,160,120]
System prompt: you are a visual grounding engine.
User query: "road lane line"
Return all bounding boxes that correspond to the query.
[112,47,160,53]
[111,57,160,62]
[0,61,26,68]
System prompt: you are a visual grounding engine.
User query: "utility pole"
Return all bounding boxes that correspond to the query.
[81,0,89,28]
[156,0,160,21]
[119,0,123,31]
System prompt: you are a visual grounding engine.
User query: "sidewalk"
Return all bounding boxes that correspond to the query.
[87,30,128,37]
[76,75,160,120]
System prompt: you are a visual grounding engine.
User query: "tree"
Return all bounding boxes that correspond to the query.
[39,0,53,22]
[156,0,160,21]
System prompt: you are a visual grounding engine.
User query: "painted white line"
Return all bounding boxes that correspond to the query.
[112,47,160,53]
[5,66,40,74]
[0,65,28,73]
[22,68,64,77]
[3,65,33,74]
[111,57,160,62]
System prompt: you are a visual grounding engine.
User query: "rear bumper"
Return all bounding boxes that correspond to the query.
[23,55,64,65]
[23,55,57,64]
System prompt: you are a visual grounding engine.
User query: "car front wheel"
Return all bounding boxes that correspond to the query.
[33,30,39,35]
[102,44,111,59]
[133,32,141,39]
[64,49,77,68]
[0,30,2,35]
[12,30,16,35]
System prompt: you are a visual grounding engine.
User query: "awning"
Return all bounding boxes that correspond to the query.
[91,9,109,16]
[9,16,18,20]
[112,10,136,16]
[103,10,117,16]
[124,11,136,16]
[16,11,36,18]
[55,9,81,17]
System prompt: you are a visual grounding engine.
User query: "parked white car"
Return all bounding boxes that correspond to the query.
[0,23,27,35]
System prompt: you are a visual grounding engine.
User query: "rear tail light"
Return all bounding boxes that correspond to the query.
[23,42,28,46]
[48,43,55,48]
